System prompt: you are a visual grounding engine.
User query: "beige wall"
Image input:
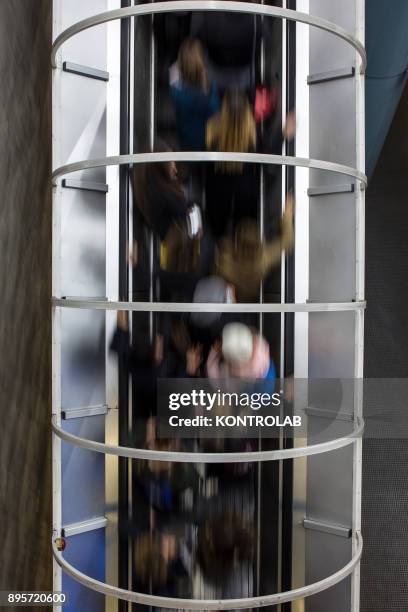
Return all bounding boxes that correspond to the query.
[0,0,53,596]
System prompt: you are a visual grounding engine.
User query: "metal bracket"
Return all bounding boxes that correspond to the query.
[308,67,355,85]
[60,296,108,301]
[63,61,109,82]
[62,404,108,420]
[62,516,108,538]
[62,179,109,193]
[303,518,352,539]
[308,183,355,197]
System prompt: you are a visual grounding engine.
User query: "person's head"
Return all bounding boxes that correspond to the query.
[191,276,235,328]
[132,140,182,227]
[220,322,271,379]
[178,38,209,92]
[222,322,254,367]
[207,90,256,172]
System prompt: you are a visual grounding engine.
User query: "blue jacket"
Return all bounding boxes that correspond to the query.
[170,82,220,151]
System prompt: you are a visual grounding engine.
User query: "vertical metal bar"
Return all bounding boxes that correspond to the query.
[148,11,156,612]
[277,3,288,608]
[52,4,62,611]
[282,2,297,610]
[106,7,122,612]
[52,189,62,612]
[256,3,266,602]
[352,1,365,610]
[118,2,131,610]
[148,5,156,341]
[129,7,135,302]
[290,2,310,611]
[128,3,136,604]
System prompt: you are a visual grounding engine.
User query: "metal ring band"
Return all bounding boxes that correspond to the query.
[51,1,367,73]
[52,152,367,187]
[52,416,364,463]
[53,298,366,313]
[52,531,362,608]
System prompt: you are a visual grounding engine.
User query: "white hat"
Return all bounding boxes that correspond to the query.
[222,323,253,366]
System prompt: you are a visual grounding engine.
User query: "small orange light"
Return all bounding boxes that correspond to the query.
[55,537,66,552]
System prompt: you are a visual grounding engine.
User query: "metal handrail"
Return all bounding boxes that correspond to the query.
[52,415,364,463]
[52,531,363,608]
[52,297,366,313]
[51,151,367,187]
[51,1,367,73]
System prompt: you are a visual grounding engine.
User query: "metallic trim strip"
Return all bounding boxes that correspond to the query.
[51,2,367,73]
[303,519,352,539]
[51,152,367,187]
[60,296,108,301]
[62,179,109,193]
[52,416,364,463]
[62,516,108,538]
[307,66,355,85]
[308,183,355,197]
[52,298,366,313]
[62,405,108,420]
[62,61,109,82]
[52,532,362,608]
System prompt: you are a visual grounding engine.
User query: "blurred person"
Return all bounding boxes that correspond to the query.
[110,310,165,418]
[132,143,189,242]
[170,38,220,150]
[205,90,295,238]
[158,206,215,302]
[133,142,214,301]
[206,89,256,173]
[134,417,199,516]
[205,90,257,237]
[168,276,237,378]
[215,193,294,301]
[134,531,191,597]
[110,309,204,411]
[207,322,276,381]
[189,275,236,356]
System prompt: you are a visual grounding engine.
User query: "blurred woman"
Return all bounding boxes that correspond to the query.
[170,38,220,151]
[205,90,258,237]
[133,146,188,242]
[133,143,214,301]
[205,90,296,238]
[206,89,256,172]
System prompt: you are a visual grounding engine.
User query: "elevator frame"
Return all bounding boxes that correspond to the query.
[51,1,366,610]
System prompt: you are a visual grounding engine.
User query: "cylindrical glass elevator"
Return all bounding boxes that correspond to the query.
[51,2,366,611]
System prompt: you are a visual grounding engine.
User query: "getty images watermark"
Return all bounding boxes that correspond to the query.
[157,379,306,439]
[167,388,301,429]
[158,378,408,440]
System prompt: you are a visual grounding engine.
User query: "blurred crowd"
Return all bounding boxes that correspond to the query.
[111,3,295,604]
